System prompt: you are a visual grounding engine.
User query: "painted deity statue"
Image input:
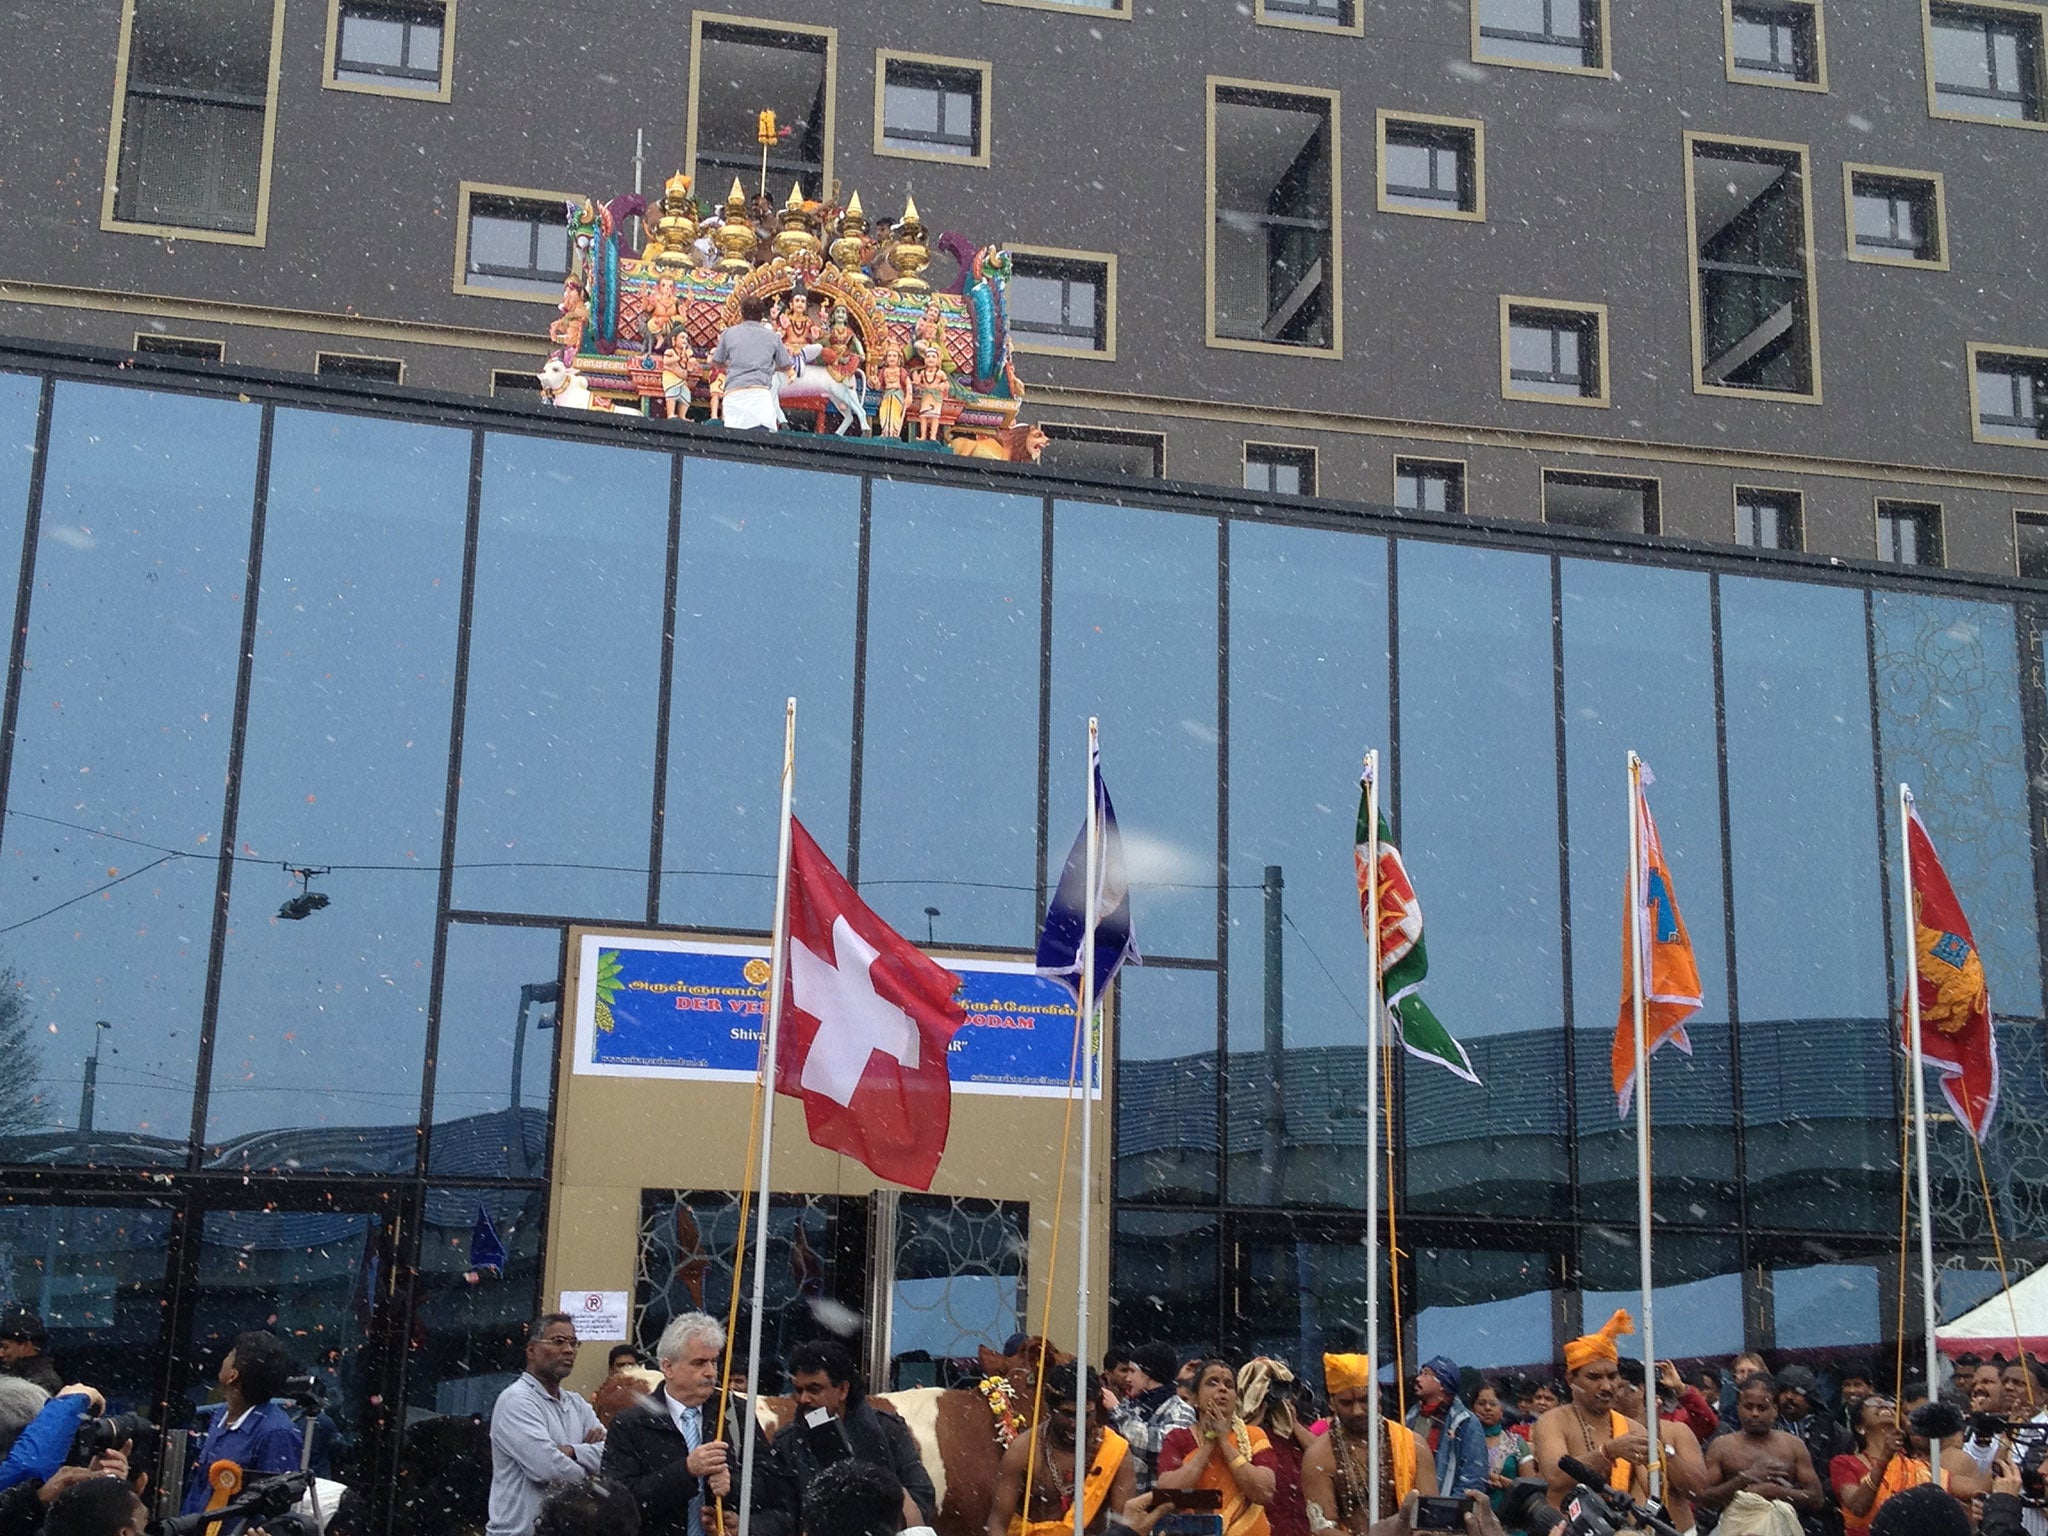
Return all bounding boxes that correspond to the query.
[874,342,908,440]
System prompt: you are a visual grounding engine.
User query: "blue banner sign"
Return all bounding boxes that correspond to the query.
[571,933,1099,1098]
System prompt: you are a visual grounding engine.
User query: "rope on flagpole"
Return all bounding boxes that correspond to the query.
[709,1039,771,1535]
[1893,1072,1912,1411]
[1967,1132,2032,1401]
[1627,752,1664,1503]
[1362,751,1384,1525]
[1382,1030,1406,1426]
[1901,784,1943,1479]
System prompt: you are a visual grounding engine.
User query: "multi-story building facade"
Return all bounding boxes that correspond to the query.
[3,1,2048,571]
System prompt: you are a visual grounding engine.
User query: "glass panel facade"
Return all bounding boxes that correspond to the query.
[1226,524,1388,1209]
[860,482,1041,948]
[1581,1229,1743,1360]
[1721,578,1892,1234]
[1561,562,1734,1227]
[1117,965,1220,1201]
[1110,1209,1219,1356]
[405,1185,545,1417]
[0,384,258,1165]
[206,412,467,1172]
[1396,543,1568,1218]
[1415,1246,1558,1375]
[661,461,860,929]
[427,920,561,1177]
[0,1200,174,1413]
[455,434,669,920]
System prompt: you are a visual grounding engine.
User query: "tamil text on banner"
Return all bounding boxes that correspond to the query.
[570,931,1102,1097]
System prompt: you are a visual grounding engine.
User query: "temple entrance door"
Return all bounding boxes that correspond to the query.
[165,1185,411,1524]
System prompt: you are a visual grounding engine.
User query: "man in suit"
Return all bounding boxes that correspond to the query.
[603,1312,750,1536]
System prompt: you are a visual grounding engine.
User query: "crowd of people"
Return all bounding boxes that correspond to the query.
[4,1294,2046,1536]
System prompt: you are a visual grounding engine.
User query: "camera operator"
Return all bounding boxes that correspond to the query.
[177,1333,302,1517]
[0,1384,109,1492]
[0,1412,145,1536]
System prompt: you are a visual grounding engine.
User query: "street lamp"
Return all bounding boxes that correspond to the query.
[506,982,561,1179]
[923,906,940,945]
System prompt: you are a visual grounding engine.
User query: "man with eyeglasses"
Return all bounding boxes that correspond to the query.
[489,1313,606,1536]
[1109,1345,1197,1494]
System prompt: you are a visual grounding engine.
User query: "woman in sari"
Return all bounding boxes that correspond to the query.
[1156,1359,1281,1536]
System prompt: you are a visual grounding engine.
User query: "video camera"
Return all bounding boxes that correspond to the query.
[1552,1456,1682,1536]
[145,1470,316,1536]
[1962,1413,2048,1507]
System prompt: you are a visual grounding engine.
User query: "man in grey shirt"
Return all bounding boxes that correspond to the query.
[711,294,804,432]
[488,1312,604,1536]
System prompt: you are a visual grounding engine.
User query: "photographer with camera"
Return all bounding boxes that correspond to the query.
[176,1333,302,1519]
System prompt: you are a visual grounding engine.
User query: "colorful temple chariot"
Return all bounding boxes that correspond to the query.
[536,171,1045,461]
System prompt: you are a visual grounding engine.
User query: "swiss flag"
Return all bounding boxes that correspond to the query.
[774,818,966,1189]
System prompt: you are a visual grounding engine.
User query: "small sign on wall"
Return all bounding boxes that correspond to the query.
[560,1289,629,1341]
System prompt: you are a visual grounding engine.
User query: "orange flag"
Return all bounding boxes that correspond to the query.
[1901,794,1997,1140]
[1613,767,1703,1118]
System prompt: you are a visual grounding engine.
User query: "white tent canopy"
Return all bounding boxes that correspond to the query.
[1938,1264,2048,1354]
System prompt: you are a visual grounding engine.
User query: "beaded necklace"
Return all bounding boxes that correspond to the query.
[1329,1417,1397,1523]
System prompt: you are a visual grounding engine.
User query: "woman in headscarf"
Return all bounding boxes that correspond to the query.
[1240,1359,1314,1536]
[1156,1359,1281,1536]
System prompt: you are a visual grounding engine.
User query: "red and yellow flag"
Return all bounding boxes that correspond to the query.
[1613,768,1702,1118]
[1901,796,1997,1141]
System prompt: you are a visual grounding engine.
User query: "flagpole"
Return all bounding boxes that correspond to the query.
[1074,718,1100,1536]
[1362,750,1384,1525]
[1627,751,1663,1504]
[736,697,798,1536]
[1900,783,1942,1478]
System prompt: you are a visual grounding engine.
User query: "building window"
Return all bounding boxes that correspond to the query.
[1973,349,2048,443]
[1543,471,1660,535]
[1735,487,1804,549]
[491,368,537,397]
[2016,510,2048,577]
[1256,0,1360,34]
[985,0,1126,15]
[1927,3,2045,123]
[317,352,404,383]
[690,18,834,191]
[1378,113,1483,220]
[1038,426,1164,478]
[1503,300,1608,405]
[1728,2,1824,86]
[458,188,570,300]
[876,54,988,164]
[1877,499,1943,565]
[1687,136,1819,399]
[1395,457,1466,515]
[1244,444,1317,497]
[105,0,283,242]
[331,0,447,94]
[1474,0,1606,72]
[1209,80,1340,355]
[1845,167,1945,265]
[132,333,225,360]
[1008,251,1115,356]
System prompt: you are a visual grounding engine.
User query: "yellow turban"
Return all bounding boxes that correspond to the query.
[1563,1309,1635,1374]
[1325,1353,1371,1395]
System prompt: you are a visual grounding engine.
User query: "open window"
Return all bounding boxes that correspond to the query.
[1208,79,1341,355]
[1685,135,1820,400]
[689,15,835,192]
[1543,471,1659,535]
[104,0,285,242]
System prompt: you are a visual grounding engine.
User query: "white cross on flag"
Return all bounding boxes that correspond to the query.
[774,818,967,1189]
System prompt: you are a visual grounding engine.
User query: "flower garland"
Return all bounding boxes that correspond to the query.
[979,1375,1029,1448]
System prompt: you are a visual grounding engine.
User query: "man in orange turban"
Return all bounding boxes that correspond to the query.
[1301,1355,1434,1533]
[1531,1310,1655,1511]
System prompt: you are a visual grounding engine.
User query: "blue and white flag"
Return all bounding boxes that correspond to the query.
[469,1204,507,1278]
[1035,742,1139,1007]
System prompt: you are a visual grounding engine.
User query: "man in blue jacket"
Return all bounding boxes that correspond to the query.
[178,1332,303,1515]
[1409,1355,1489,1498]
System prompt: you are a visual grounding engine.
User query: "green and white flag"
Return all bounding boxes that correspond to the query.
[1355,777,1479,1084]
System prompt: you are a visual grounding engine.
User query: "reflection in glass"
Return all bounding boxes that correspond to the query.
[1560,561,1734,1226]
[1110,1209,1217,1357]
[1396,542,1566,1217]
[662,460,860,930]
[1236,1224,1390,1364]
[181,1204,391,1489]
[860,482,1041,948]
[0,373,37,645]
[887,1194,1029,1387]
[0,384,259,1165]
[1415,1247,1556,1373]
[1116,966,1220,1202]
[405,1186,544,1423]
[1771,1260,1882,1351]
[455,434,669,919]
[205,412,467,1171]
[1050,502,1219,961]
[0,1201,174,1414]
[1721,578,1891,1233]
[427,922,562,1177]
[1226,525,1388,1209]
[1581,1229,1741,1360]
